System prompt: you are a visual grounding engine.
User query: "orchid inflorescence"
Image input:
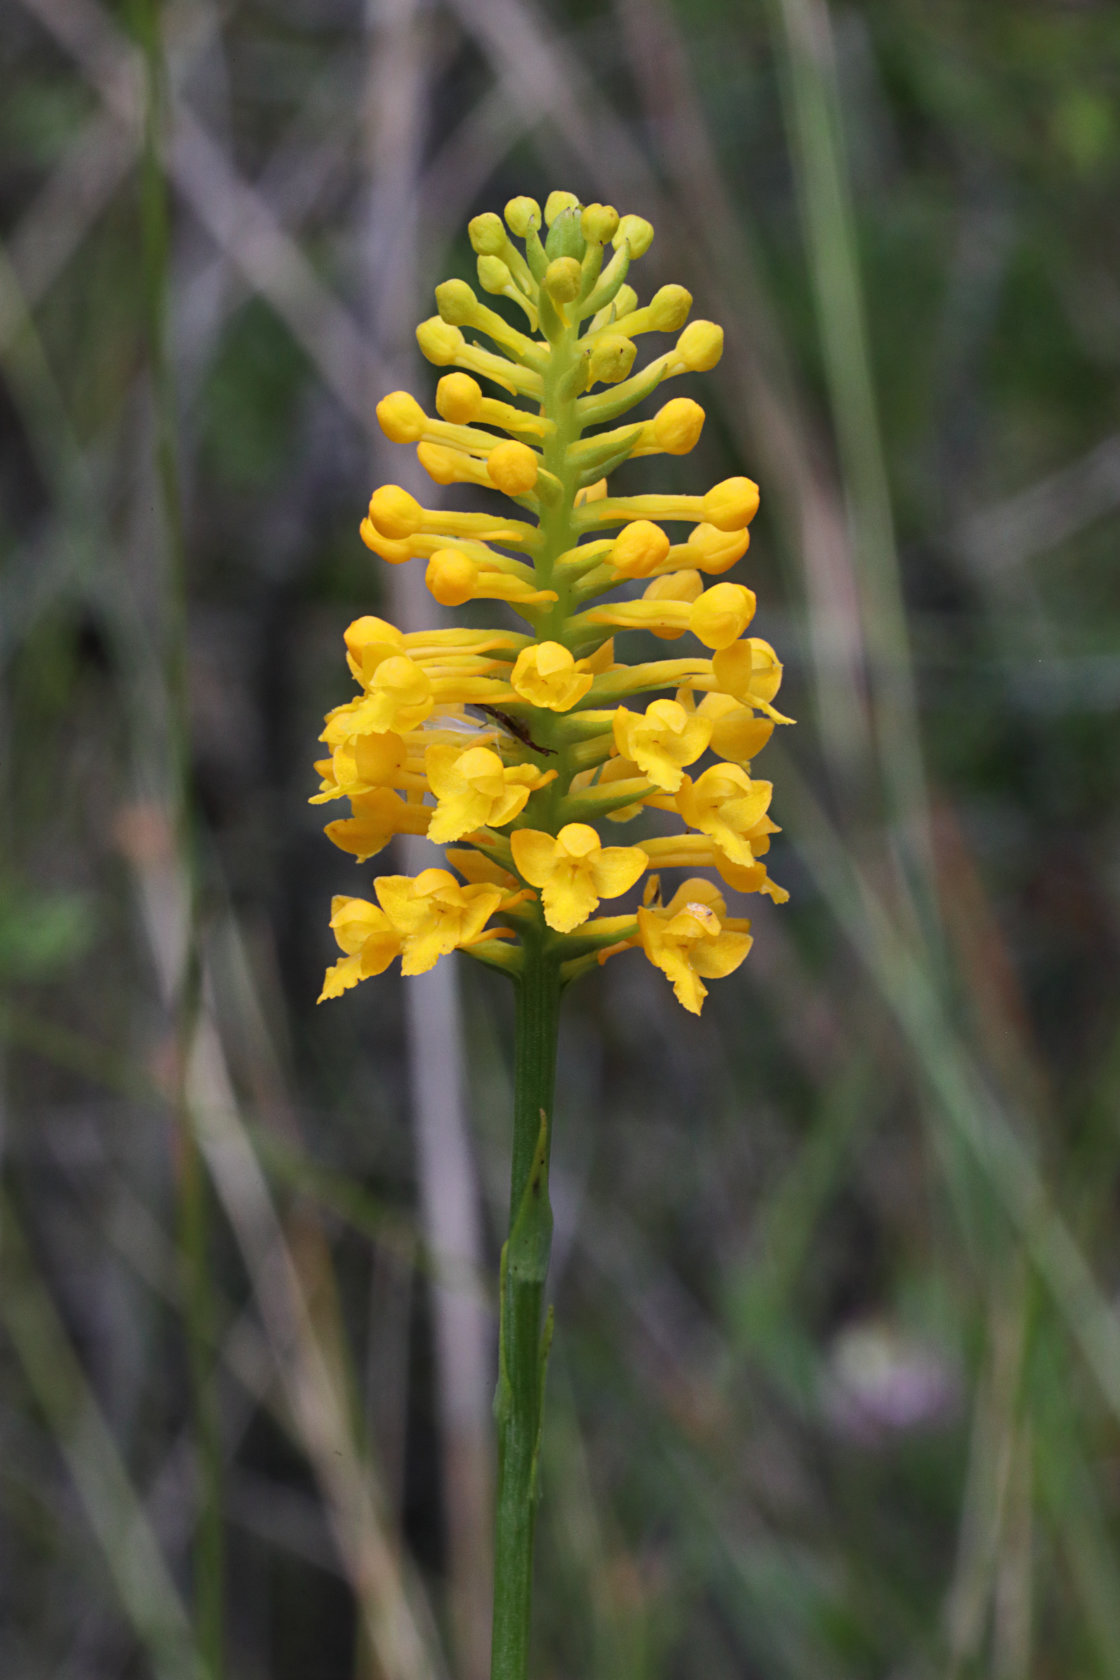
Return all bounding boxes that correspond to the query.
[315,191,790,1015]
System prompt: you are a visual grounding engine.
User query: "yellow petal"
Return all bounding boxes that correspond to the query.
[318,954,365,1002]
[556,822,601,861]
[691,929,753,980]
[542,867,600,934]
[689,583,756,650]
[510,828,559,886]
[590,845,648,899]
[487,784,534,829]
[329,896,391,956]
[510,642,593,711]
[458,884,505,943]
[400,928,446,975]
[664,877,726,918]
[423,742,466,799]
[426,787,493,845]
[374,874,427,932]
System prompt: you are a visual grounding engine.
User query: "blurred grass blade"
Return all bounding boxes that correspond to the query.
[1,1192,202,1680]
[781,751,1120,1425]
[767,0,933,895]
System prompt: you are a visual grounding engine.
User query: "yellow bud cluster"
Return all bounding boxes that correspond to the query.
[316,195,789,1010]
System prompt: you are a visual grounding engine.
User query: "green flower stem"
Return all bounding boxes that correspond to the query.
[490,919,562,1680]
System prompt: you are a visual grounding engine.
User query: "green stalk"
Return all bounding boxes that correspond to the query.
[490,922,562,1680]
[488,285,585,1679]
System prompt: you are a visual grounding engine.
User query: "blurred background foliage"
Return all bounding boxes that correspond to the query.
[1,0,1119,1676]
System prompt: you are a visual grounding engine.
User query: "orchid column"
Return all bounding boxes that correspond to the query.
[314,191,790,1680]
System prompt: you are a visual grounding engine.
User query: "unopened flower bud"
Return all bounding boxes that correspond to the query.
[675,319,724,371]
[634,567,705,638]
[477,254,514,295]
[435,372,483,424]
[581,203,620,245]
[588,333,637,386]
[344,616,403,665]
[642,568,703,639]
[417,442,464,485]
[610,521,671,578]
[359,519,412,564]
[435,278,478,326]
[648,284,692,332]
[686,523,750,572]
[468,211,507,255]
[504,196,541,237]
[416,317,464,365]
[702,476,760,531]
[544,257,582,303]
[544,190,580,225]
[376,390,427,443]
[488,440,539,496]
[545,205,586,261]
[368,484,424,539]
[426,548,479,606]
[613,214,654,257]
[511,643,592,711]
[645,569,703,604]
[689,583,757,650]
[650,398,705,455]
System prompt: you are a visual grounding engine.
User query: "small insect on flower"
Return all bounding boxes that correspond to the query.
[468,704,557,757]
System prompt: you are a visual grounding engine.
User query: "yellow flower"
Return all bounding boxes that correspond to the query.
[609,520,670,578]
[375,869,506,975]
[335,656,433,736]
[580,578,754,648]
[676,765,773,865]
[612,699,712,792]
[684,523,750,574]
[709,637,790,720]
[424,548,478,606]
[488,440,540,496]
[640,397,705,455]
[510,641,593,711]
[319,896,404,1000]
[511,823,647,933]
[424,744,555,843]
[693,692,774,765]
[688,583,756,650]
[701,475,758,529]
[344,615,407,683]
[310,730,417,805]
[642,570,703,640]
[324,788,431,861]
[637,879,753,1014]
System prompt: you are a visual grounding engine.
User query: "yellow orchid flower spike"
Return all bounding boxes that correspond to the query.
[310,192,792,1680]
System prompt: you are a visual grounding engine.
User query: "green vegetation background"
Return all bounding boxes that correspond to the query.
[1,0,1119,1676]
